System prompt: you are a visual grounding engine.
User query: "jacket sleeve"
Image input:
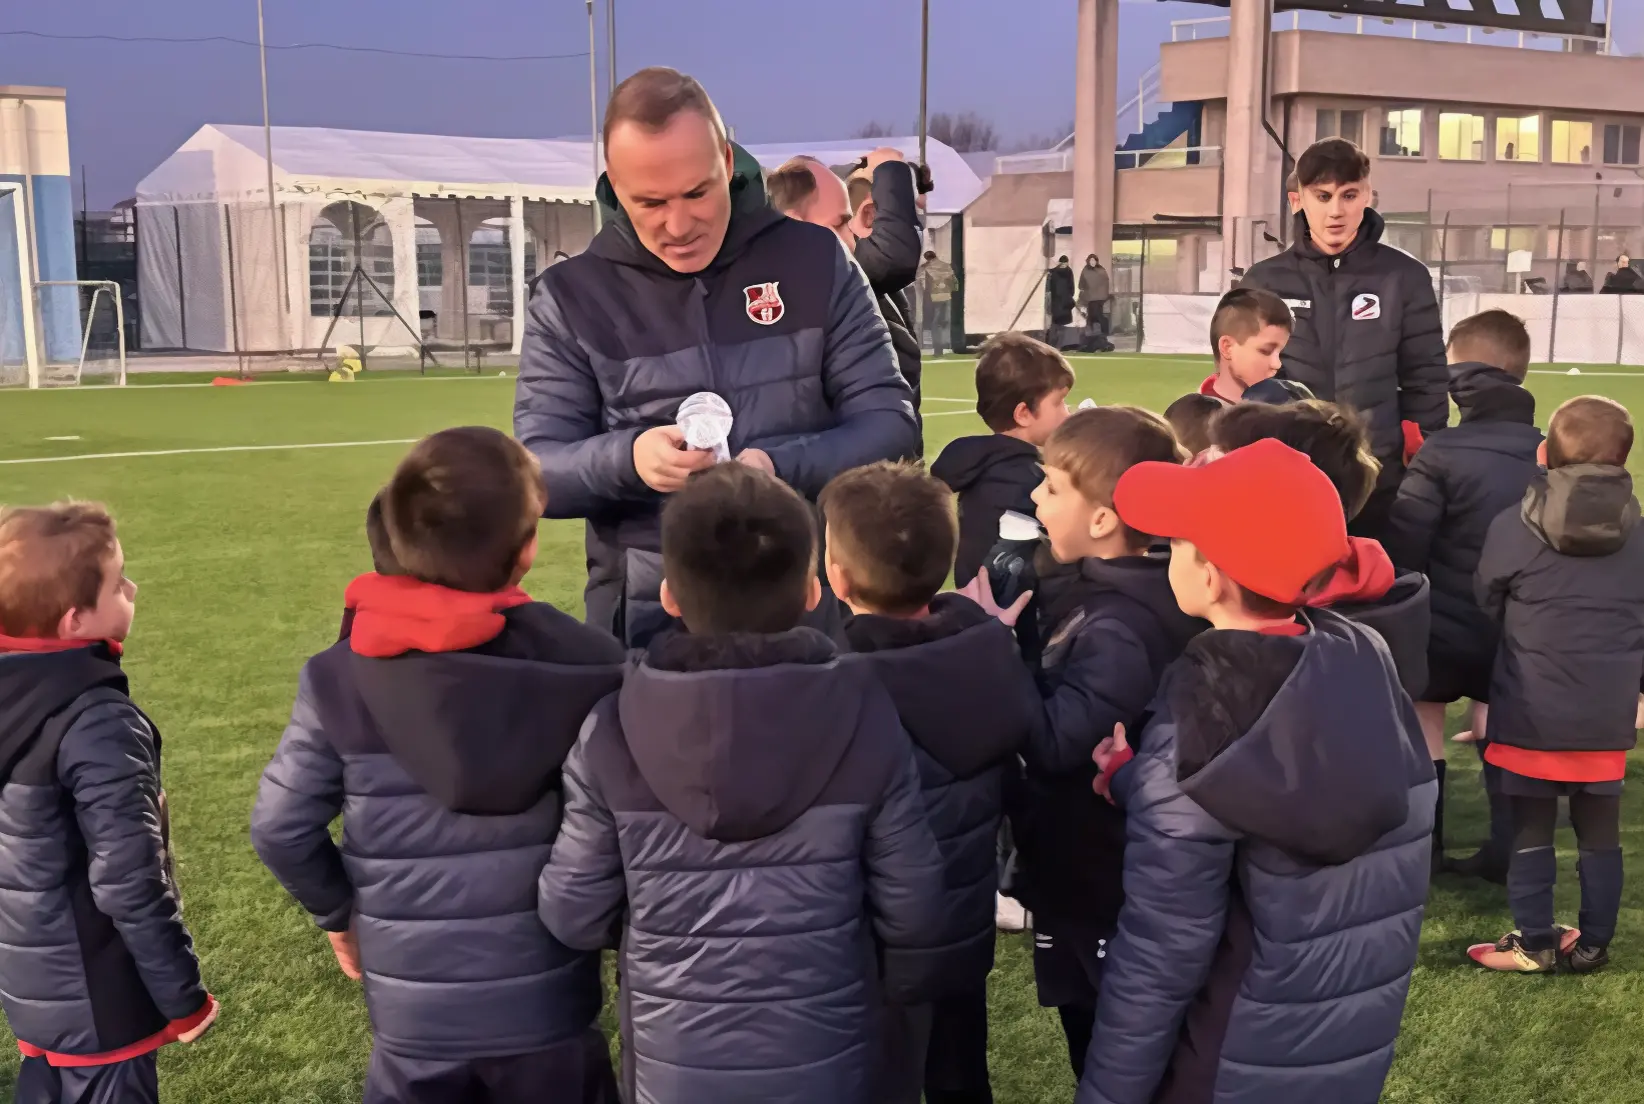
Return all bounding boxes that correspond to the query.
[1474,508,1525,626]
[1077,725,1238,1104]
[539,716,628,952]
[1028,616,1157,776]
[1396,267,1450,436]
[1384,445,1445,573]
[513,278,652,519]
[58,701,208,1022]
[852,162,923,297]
[759,246,918,496]
[864,732,950,1004]
[251,669,353,932]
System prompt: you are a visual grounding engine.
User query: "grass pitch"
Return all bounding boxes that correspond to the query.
[3,355,1644,1102]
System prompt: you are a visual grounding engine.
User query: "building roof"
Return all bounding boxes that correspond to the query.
[0,86,67,100]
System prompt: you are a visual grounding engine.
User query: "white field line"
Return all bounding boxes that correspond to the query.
[922,396,973,404]
[924,410,978,418]
[6,375,511,393]
[0,439,418,466]
[1527,369,1644,378]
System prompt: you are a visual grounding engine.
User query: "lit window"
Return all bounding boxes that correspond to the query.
[1496,115,1540,162]
[1604,123,1641,166]
[1316,108,1365,146]
[1489,227,1538,253]
[1380,108,1422,158]
[1551,119,1594,165]
[1439,113,1485,161]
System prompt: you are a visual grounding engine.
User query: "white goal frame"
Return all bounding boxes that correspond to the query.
[36,280,127,387]
[0,181,41,389]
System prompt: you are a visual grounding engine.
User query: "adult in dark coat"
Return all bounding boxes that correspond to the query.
[1239,139,1448,540]
[850,151,926,418]
[513,69,915,645]
[1046,256,1077,345]
[1600,254,1644,294]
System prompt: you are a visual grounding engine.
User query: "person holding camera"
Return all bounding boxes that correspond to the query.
[849,149,928,433]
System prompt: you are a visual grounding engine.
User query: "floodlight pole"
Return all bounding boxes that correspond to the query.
[919,0,930,166]
[588,0,603,232]
[608,0,618,93]
[257,0,287,353]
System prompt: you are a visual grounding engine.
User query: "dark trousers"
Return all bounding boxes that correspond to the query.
[925,989,993,1104]
[1033,921,1108,1081]
[363,1030,618,1104]
[16,1054,158,1104]
[1508,792,1624,949]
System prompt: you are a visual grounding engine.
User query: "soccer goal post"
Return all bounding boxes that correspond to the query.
[35,280,128,387]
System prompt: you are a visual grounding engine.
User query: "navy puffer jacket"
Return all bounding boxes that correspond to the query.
[251,603,625,1059]
[0,646,208,1061]
[1080,610,1434,1104]
[540,628,948,1104]
[844,596,1043,995]
[514,147,917,645]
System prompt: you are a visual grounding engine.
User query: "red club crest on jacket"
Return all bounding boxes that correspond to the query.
[744,282,784,325]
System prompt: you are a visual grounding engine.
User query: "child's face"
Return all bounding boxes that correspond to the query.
[1166,538,1215,619]
[1032,465,1110,563]
[63,541,137,643]
[1017,388,1072,446]
[1220,325,1289,391]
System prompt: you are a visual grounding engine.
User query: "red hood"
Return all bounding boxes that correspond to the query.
[0,635,123,657]
[1199,374,1235,405]
[1306,537,1395,607]
[344,573,532,658]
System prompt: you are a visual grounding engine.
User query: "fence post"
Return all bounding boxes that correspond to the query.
[1437,212,1452,324]
[173,205,187,349]
[1549,210,1567,364]
[224,204,244,377]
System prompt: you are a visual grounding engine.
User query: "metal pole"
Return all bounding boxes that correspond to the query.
[919,0,930,167]
[79,165,89,275]
[257,0,287,355]
[173,205,188,348]
[588,0,603,234]
[1550,209,1567,363]
[351,203,366,373]
[224,204,245,378]
[607,0,617,94]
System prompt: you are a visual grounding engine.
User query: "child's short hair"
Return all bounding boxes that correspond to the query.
[1296,138,1371,189]
[1447,309,1532,381]
[1211,288,1292,359]
[975,332,1076,432]
[1164,393,1223,456]
[0,502,118,637]
[1043,406,1186,549]
[382,427,545,593]
[662,464,817,634]
[1547,396,1634,468]
[1211,400,1381,521]
[365,491,404,576]
[819,462,957,616]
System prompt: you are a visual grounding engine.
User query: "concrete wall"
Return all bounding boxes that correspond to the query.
[0,88,79,365]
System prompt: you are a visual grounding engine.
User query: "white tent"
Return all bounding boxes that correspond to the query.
[742,137,984,217]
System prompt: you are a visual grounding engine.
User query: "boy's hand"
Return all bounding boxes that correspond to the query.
[955,575,1034,628]
[1093,724,1133,804]
[1452,729,1481,744]
[175,995,219,1044]
[328,926,363,981]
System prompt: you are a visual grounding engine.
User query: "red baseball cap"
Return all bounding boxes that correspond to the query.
[1114,438,1348,603]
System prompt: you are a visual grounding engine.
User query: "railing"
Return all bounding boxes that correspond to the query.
[1170,10,1611,52]
[994,63,1166,177]
[995,145,1223,176]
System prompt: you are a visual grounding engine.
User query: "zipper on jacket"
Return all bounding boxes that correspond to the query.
[691,278,722,397]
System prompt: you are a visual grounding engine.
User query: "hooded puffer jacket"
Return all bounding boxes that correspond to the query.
[1386,363,1543,669]
[1476,465,1644,754]
[844,596,1044,994]
[1079,610,1434,1104]
[930,434,1043,587]
[539,629,948,1104]
[514,146,916,646]
[251,600,626,1059]
[1310,536,1431,702]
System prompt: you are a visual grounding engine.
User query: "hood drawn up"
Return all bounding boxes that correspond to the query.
[618,628,876,842]
[1522,465,1640,557]
[1169,611,1428,866]
[1449,362,1537,427]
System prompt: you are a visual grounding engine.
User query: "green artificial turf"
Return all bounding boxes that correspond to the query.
[3,355,1644,1101]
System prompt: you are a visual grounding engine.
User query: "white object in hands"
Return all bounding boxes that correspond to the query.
[998,510,1044,542]
[1078,398,1097,410]
[677,392,735,463]
[996,892,1028,932]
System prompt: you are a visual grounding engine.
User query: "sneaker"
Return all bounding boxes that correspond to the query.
[995,892,1027,932]
[1447,847,1509,885]
[1562,940,1611,974]
[1466,927,1579,973]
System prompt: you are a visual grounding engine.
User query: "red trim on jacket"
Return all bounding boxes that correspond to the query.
[1199,374,1236,406]
[1255,620,1307,636]
[343,573,533,658]
[1484,744,1628,784]
[1401,420,1425,465]
[1307,538,1396,608]
[0,635,122,657]
[17,997,215,1067]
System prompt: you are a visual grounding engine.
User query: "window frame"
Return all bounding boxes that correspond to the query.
[1494,112,1542,164]
[1603,121,1642,167]
[1437,111,1487,162]
[1379,106,1425,160]
[1549,117,1596,166]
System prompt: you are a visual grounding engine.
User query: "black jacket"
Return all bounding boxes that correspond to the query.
[1601,266,1644,294]
[514,145,916,645]
[1047,265,1076,327]
[1386,363,1543,668]
[1080,612,1433,1104]
[845,597,1043,997]
[931,433,1042,586]
[1477,467,1644,754]
[0,646,207,1061]
[1014,554,1206,931]
[540,628,947,1103]
[854,161,925,420]
[1240,210,1449,490]
[252,603,626,1059]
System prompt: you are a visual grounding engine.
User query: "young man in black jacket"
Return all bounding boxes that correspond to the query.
[1468,397,1644,974]
[823,462,1043,1104]
[932,333,1074,586]
[1239,138,1449,541]
[969,407,1204,1082]
[849,149,926,421]
[254,428,627,1103]
[1386,310,1544,882]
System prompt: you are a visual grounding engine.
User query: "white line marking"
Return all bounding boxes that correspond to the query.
[6,374,511,393]
[44,435,82,441]
[0,439,418,465]
[924,410,978,418]
[922,396,973,404]
[1528,370,1644,378]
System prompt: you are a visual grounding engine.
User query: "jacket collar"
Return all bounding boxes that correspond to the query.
[0,635,123,657]
[1292,207,1386,265]
[343,573,533,658]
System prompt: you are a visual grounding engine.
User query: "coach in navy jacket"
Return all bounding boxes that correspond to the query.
[513,70,916,645]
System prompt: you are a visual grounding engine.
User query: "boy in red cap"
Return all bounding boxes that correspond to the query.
[1076,439,1433,1104]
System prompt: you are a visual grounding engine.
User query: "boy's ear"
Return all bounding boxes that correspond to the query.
[511,533,539,587]
[1012,400,1034,429]
[804,574,823,613]
[660,579,683,620]
[1536,439,1549,467]
[823,556,851,606]
[55,606,83,641]
[1088,503,1120,543]
[1216,334,1236,363]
